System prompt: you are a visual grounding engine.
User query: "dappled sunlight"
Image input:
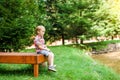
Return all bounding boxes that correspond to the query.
[106,0,120,20]
[108,0,120,12]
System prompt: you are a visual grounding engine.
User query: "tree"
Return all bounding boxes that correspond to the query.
[0,0,41,51]
[94,0,120,39]
[44,0,100,45]
[65,0,100,44]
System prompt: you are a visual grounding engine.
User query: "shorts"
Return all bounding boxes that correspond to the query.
[37,50,50,56]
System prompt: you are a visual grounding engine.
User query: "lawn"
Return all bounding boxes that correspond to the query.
[0,46,120,80]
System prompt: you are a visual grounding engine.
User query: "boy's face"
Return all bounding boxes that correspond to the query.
[38,28,45,36]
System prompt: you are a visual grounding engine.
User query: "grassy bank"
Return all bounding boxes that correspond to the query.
[85,40,120,51]
[0,46,120,80]
[69,40,120,51]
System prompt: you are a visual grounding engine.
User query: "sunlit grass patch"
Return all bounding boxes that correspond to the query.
[0,46,120,80]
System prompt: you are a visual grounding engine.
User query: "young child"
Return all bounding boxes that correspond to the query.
[34,25,56,72]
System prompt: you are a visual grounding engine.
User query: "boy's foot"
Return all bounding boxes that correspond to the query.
[48,66,57,72]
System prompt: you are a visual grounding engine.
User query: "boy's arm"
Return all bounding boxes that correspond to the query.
[34,38,50,51]
[37,44,50,51]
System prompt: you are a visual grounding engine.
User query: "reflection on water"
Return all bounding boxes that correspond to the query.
[92,51,120,74]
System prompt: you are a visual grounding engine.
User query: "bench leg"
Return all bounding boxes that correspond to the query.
[33,64,39,77]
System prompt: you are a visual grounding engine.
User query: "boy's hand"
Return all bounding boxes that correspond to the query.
[47,48,50,51]
[45,48,50,51]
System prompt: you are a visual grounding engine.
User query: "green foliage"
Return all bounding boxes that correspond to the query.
[0,0,40,51]
[94,0,120,37]
[1,0,120,51]
[45,0,100,44]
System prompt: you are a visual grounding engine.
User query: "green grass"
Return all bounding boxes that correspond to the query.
[68,40,120,51]
[0,46,120,80]
[85,40,120,51]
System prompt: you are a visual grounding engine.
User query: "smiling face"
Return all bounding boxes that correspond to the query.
[36,25,45,37]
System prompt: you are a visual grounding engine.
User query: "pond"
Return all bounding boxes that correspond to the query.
[91,51,120,74]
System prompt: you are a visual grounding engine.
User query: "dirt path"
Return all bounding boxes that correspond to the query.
[92,51,120,74]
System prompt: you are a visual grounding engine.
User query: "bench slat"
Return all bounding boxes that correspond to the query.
[0,53,46,64]
[0,52,47,77]
[0,56,36,64]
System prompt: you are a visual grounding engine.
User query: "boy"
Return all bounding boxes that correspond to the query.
[34,25,56,72]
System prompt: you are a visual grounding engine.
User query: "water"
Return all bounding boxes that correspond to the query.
[92,51,120,74]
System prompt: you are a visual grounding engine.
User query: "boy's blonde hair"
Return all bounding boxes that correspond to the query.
[35,25,45,34]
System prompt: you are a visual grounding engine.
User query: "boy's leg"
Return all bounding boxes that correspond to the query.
[48,52,56,72]
[37,50,56,71]
[48,52,54,66]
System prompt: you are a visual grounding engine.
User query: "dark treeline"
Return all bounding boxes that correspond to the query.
[0,0,120,51]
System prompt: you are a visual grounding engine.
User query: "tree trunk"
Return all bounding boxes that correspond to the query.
[75,36,78,44]
[62,33,65,45]
[111,36,114,40]
[80,39,84,44]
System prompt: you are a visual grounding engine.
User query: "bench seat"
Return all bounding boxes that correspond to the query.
[0,52,47,77]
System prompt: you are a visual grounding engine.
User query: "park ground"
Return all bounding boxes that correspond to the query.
[0,45,120,80]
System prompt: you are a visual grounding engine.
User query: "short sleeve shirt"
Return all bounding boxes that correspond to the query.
[34,35,46,52]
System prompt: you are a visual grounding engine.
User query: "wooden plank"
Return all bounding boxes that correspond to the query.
[0,52,36,55]
[37,55,47,63]
[0,53,46,64]
[0,52,47,77]
[0,56,36,64]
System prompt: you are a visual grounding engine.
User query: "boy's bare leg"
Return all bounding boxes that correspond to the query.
[47,52,56,72]
[48,52,54,66]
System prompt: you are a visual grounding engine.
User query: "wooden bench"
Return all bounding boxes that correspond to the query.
[0,52,47,77]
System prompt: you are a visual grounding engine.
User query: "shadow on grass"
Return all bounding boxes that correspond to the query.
[0,64,48,77]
